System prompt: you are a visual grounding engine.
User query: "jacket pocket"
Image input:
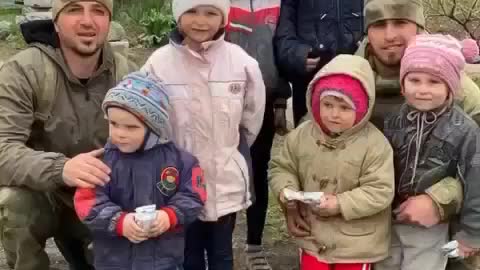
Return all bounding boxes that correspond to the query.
[210,81,246,145]
[340,221,376,236]
[30,109,81,154]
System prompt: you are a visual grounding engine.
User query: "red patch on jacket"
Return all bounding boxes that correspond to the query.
[74,188,97,221]
[192,167,207,202]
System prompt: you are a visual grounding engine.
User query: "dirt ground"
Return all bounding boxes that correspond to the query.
[0,42,297,270]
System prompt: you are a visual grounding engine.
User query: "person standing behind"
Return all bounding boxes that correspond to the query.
[226,1,291,269]
[274,0,364,126]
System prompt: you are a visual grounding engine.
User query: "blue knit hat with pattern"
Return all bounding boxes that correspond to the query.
[102,71,172,143]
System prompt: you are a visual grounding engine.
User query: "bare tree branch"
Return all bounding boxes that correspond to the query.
[425,0,480,39]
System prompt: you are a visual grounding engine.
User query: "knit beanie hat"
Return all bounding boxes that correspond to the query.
[364,0,425,30]
[400,34,466,97]
[461,38,479,64]
[102,71,172,143]
[311,75,369,133]
[172,0,230,23]
[52,0,113,21]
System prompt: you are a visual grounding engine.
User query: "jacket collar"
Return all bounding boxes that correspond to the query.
[169,28,225,60]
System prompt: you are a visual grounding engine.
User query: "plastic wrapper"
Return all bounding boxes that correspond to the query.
[134,204,157,231]
[283,189,325,205]
[442,240,460,258]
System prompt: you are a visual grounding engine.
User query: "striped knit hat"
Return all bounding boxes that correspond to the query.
[102,71,172,143]
[400,34,466,96]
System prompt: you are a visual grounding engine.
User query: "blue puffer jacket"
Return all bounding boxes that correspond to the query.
[74,142,205,270]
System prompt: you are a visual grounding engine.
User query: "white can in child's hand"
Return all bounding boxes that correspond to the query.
[134,204,157,231]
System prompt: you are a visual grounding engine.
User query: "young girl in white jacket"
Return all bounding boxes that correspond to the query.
[142,0,266,269]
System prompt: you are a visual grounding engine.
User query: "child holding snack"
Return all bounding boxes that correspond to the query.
[74,72,206,270]
[377,34,480,270]
[269,54,395,270]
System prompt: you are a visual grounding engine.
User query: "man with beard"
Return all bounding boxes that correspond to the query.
[358,0,480,269]
[0,1,136,269]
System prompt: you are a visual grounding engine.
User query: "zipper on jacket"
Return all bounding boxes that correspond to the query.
[336,0,343,50]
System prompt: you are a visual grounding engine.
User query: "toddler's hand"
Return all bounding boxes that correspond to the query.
[458,241,479,258]
[285,202,311,237]
[313,194,340,217]
[122,213,148,244]
[148,210,170,238]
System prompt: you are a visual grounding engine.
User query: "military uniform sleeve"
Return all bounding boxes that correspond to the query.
[163,152,205,228]
[337,134,395,221]
[458,72,480,124]
[0,60,67,191]
[268,126,302,201]
[425,177,463,221]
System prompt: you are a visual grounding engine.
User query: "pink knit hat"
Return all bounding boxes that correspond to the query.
[461,38,479,64]
[311,74,368,133]
[400,34,466,96]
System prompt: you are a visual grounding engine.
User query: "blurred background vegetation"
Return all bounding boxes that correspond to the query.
[113,0,174,47]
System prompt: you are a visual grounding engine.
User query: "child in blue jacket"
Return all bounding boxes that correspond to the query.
[74,71,206,270]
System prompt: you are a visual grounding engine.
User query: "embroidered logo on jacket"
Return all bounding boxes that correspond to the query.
[229,83,242,95]
[157,167,179,196]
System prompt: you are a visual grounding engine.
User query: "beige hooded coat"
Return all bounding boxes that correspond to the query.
[269,55,395,263]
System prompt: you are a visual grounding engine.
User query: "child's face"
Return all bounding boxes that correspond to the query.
[403,72,449,111]
[179,5,224,47]
[319,96,356,133]
[107,107,147,153]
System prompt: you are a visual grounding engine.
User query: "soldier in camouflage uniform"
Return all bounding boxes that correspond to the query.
[358,0,480,269]
[0,0,136,269]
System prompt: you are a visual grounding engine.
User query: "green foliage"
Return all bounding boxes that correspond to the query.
[139,4,175,47]
[113,0,174,47]
[113,0,167,22]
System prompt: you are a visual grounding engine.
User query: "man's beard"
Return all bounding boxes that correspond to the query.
[72,41,103,57]
[377,51,402,67]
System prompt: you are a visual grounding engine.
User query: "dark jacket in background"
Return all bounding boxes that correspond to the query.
[274,0,364,125]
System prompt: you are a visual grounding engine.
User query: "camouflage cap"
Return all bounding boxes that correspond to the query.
[52,0,113,21]
[364,0,425,30]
